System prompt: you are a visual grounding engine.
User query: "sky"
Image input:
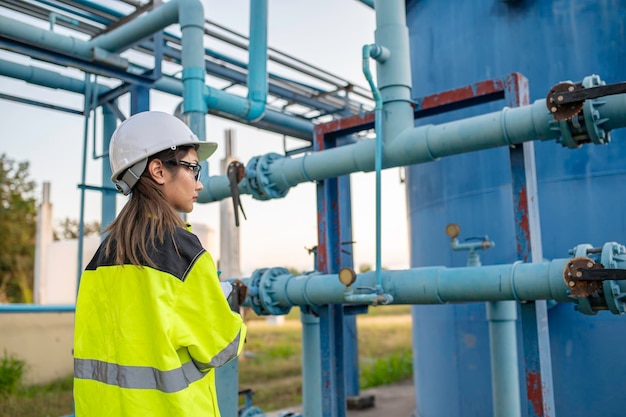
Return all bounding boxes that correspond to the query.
[0,0,410,276]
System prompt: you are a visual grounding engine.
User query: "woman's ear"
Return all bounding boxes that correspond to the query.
[148,159,166,185]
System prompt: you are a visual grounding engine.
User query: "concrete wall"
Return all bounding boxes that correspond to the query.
[0,312,74,385]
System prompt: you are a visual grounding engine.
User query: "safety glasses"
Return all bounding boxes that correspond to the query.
[167,160,202,181]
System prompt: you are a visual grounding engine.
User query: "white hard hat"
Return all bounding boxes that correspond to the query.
[109,111,217,195]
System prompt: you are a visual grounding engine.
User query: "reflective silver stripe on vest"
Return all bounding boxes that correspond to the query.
[193,330,242,370]
[74,358,206,393]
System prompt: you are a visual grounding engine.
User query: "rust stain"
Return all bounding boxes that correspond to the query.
[526,371,545,416]
[517,185,530,261]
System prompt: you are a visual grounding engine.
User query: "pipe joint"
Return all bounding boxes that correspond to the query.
[247,267,292,316]
[182,67,207,113]
[246,100,266,123]
[177,0,205,30]
[553,75,611,149]
[244,153,290,200]
[368,44,390,63]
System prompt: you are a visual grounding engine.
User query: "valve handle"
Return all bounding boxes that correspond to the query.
[227,160,247,227]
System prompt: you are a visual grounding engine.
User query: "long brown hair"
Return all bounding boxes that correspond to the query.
[105,145,196,267]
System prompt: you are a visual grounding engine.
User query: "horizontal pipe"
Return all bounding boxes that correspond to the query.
[0,59,107,95]
[243,258,576,315]
[203,93,626,201]
[0,304,75,313]
[0,15,93,57]
[86,0,182,53]
[0,58,313,140]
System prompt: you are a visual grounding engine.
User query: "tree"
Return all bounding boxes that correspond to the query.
[53,217,101,240]
[0,154,37,303]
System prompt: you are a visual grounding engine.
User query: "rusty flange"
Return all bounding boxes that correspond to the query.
[563,256,604,298]
[546,82,584,121]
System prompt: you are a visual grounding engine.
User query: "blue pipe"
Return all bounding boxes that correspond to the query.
[0,305,75,313]
[0,58,313,141]
[101,105,117,230]
[243,257,582,314]
[487,301,522,417]
[459,239,522,417]
[0,59,108,95]
[34,0,110,25]
[363,43,388,296]
[201,90,626,202]
[301,310,322,417]
[44,0,330,108]
[76,73,93,290]
[245,0,268,121]
[0,11,313,139]
[373,0,414,145]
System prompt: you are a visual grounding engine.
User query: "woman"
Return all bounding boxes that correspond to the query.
[73,111,246,416]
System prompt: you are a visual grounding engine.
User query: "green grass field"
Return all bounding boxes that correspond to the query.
[0,306,413,416]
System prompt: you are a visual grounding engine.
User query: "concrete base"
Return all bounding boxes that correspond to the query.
[347,394,375,410]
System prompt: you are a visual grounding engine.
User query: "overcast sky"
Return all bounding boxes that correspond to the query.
[0,0,410,275]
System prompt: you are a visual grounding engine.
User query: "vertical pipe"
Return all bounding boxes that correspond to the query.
[101,105,117,231]
[301,309,322,417]
[362,44,385,292]
[179,0,208,177]
[372,0,414,144]
[487,301,522,417]
[246,0,268,121]
[76,73,93,291]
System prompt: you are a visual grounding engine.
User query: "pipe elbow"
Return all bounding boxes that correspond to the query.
[246,99,266,122]
[177,0,205,30]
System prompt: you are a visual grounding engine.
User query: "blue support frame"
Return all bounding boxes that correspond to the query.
[314,132,356,417]
[313,72,557,417]
[505,74,556,417]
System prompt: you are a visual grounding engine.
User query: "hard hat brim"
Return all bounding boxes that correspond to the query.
[195,141,218,160]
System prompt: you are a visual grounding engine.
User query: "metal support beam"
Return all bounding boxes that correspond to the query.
[505,75,556,417]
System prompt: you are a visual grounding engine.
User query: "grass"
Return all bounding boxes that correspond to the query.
[0,351,26,396]
[0,306,413,416]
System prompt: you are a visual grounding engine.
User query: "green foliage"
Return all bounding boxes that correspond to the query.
[0,351,26,396]
[0,154,37,303]
[360,350,413,389]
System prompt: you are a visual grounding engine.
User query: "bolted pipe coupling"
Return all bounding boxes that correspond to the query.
[567,242,626,315]
[245,153,290,200]
[247,267,292,316]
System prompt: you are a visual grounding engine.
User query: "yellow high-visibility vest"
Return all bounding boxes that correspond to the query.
[74,227,246,416]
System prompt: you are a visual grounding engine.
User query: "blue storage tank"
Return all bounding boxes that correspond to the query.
[405,1,626,416]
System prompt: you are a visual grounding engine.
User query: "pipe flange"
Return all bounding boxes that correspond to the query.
[245,153,290,201]
[601,242,626,314]
[249,267,292,316]
[239,405,265,417]
[248,268,269,316]
[581,75,611,145]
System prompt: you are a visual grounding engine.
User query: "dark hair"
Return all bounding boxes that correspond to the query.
[104,145,197,267]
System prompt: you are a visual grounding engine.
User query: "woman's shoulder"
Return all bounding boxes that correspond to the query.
[171,226,204,253]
